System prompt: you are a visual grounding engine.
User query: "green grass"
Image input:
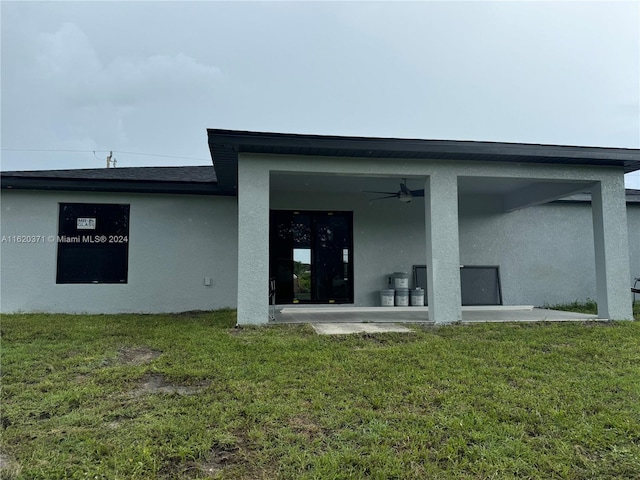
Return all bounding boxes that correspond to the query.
[545,299,640,319]
[544,299,599,315]
[2,310,640,479]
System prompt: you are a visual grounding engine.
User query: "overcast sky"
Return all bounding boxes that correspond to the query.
[1,1,639,187]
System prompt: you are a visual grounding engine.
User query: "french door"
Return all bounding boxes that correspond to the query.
[270,210,353,304]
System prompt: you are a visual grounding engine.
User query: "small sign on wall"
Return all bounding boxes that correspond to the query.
[77,218,96,230]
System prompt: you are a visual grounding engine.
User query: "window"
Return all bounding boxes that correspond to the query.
[56,203,130,284]
[412,265,503,306]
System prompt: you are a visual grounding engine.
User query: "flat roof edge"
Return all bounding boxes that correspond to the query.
[207,129,640,165]
[1,178,231,196]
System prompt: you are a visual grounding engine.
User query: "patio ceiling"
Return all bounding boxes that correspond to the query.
[271,173,575,195]
[270,172,592,211]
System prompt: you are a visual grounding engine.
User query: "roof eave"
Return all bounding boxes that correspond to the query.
[207,131,640,197]
[1,177,230,196]
[207,129,640,165]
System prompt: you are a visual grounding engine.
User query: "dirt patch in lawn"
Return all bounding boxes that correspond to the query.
[117,346,162,365]
[195,446,240,476]
[128,374,209,397]
[0,453,22,479]
[288,414,326,440]
[162,446,240,478]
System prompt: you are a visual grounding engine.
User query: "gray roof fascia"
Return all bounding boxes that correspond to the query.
[0,165,227,195]
[624,189,640,204]
[1,177,228,195]
[208,129,640,170]
[207,129,640,195]
[208,143,238,195]
[554,189,640,204]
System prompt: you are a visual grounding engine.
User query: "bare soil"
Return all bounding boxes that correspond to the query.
[117,346,162,365]
[128,374,209,397]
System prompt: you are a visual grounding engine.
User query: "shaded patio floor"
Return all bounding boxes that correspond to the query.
[270,305,603,324]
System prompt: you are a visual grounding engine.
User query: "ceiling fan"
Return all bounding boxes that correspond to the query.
[364,179,425,203]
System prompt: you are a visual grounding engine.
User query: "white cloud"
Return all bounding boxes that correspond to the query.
[1,19,223,169]
[1,2,637,172]
[36,22,222,109]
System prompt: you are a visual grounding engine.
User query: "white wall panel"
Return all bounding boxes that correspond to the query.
[1,190,238,313]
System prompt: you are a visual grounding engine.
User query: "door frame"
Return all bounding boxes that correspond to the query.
[269,209,354,304]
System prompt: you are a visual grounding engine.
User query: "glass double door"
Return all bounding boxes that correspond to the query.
[270,210,353,304]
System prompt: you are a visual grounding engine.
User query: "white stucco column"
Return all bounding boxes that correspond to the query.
[237,159,270,325]
[591,176,633,320]
[424,172,462,324]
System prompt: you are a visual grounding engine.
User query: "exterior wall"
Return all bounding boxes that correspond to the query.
[271,191,428,307]
[272,190,639,308]
[629,205,640,287]
[0,190,238,314]
[2,181,635,315]
[460,202,595,307]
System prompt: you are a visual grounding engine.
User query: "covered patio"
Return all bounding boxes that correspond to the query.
[208,129,638,325]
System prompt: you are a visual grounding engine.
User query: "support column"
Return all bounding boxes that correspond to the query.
[237,159,270,325]
[591,177,633,320]
[424,173,462,324]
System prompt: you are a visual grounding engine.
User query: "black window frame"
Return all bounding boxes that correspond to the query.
[56,203,130,284]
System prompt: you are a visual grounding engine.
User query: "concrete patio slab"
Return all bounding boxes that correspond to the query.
[461,307,601,323]
[272,306,603,324]
[312,323,414,335]
[280,305,535,314]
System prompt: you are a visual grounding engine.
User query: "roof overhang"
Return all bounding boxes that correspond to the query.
[1,177,226,195]
[0,166,229,196]
[557,189,640,205]
[208,129,640,194]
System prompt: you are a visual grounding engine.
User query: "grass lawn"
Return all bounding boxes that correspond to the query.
[2,309,640,479]
[545,299,640,319]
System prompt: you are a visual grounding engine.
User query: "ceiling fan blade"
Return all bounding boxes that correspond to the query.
[368,194,399,201]
[362,190,397,195]
[410,189,425,197]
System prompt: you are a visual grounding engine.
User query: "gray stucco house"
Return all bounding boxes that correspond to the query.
[2,129,639,324]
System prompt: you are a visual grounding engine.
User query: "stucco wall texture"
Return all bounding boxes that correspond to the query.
[272,190,639,308]
[629,206,640,285]
[1,190,637,314]
[0,190,238,314]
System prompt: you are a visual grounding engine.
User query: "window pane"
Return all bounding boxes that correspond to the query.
[57,203,130,284]
[293,248,311,301]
